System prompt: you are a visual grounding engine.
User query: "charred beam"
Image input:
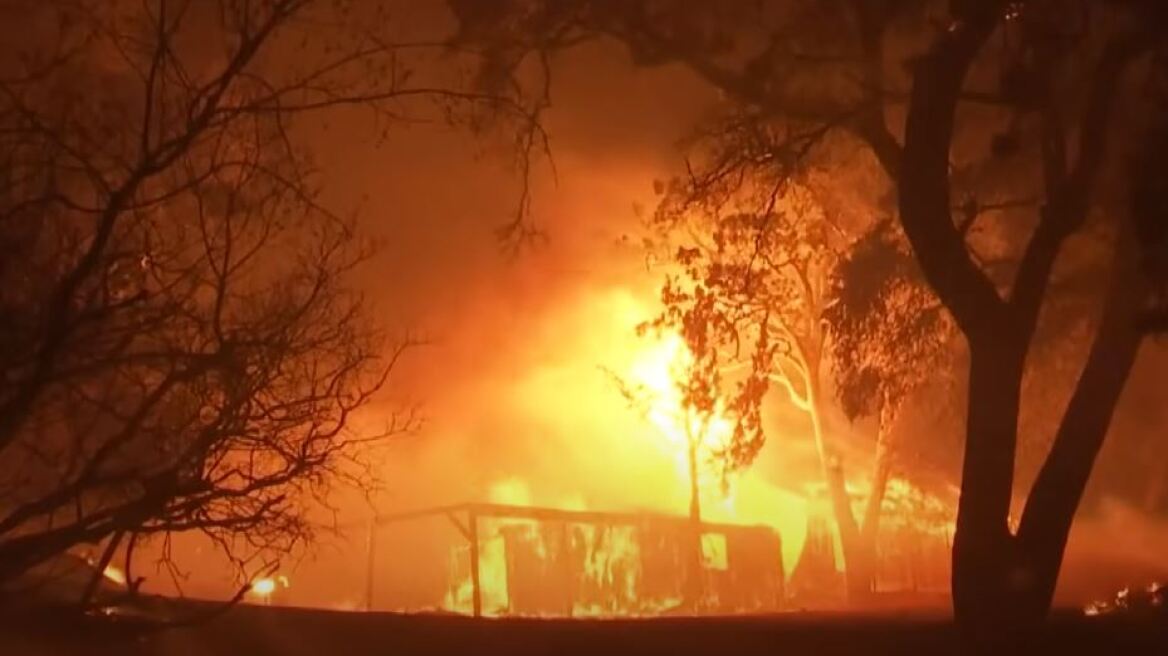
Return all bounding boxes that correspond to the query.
[468,509,482,619]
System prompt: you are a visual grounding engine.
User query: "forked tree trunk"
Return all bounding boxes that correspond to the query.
[824,457,864,599]
[825,460,881,601]
[825,442,893,602]
[952,228,1143,644]
[951,290,1142,641]
[895,1,1152,643]
[809,377,893,603]
[857,440,894,593]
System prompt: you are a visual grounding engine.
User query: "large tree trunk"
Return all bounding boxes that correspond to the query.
[856,437,894,595]
[861,437,893,549]
[825,459,888,602]
[894,9,1027,631]
[806,373,860,600]
[1013,242,1144,621]
[824,458,866,600]
[950,336,1027,637]
[894,2,1151,643]
[809,377,892,603]
[952,234,1142,640]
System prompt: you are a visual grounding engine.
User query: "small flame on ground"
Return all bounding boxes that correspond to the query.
[250,575,289,598]
[102,565,126,586]
[252,578,276,596]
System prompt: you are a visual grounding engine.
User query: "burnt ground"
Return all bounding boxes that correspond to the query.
[1,604,1166,656]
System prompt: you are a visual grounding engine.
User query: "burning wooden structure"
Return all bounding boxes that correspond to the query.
[367,503,785,617]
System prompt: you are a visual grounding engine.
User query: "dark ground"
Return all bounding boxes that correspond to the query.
[2,603,1167,656]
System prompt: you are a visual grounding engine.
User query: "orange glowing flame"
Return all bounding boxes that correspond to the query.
[101,564,126,586]
[431,289,956,616]
[625,332,735,492]
[250,575,289,600]
[252,578,276,596]
[499,289,812,571]
[625,328,807,561]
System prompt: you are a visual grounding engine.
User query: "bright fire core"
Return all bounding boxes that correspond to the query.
[397,287,952,617]
[513,288,809,556]
[436,289,821,616]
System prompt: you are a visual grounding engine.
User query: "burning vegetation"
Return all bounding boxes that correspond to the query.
[362,315,957,617]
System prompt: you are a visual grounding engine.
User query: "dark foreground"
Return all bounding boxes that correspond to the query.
[2,604,1166,656]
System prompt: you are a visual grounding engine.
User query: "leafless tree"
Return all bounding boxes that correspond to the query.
[0,0,536,592]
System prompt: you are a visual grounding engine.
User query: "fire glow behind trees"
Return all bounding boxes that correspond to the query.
[1,2,1167,651]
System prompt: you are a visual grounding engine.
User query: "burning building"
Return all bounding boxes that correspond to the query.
[369,503,785,617]
[347,290,958,618]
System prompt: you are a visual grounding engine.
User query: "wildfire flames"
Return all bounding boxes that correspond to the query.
[248,575,291,606]
[421,288,955,616]
[101,565,126,586]
[626,332,735,494]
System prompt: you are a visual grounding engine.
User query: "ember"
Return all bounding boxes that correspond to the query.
[250,576,290,605]
[1084,582,1168,618]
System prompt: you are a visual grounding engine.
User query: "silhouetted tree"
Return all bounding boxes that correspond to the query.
[896,2,1166,639]
[0,0,532,593]
[446,0,1168,638]
[823,219,956,594]
[639,160,960,600]
[642,177,894,599]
